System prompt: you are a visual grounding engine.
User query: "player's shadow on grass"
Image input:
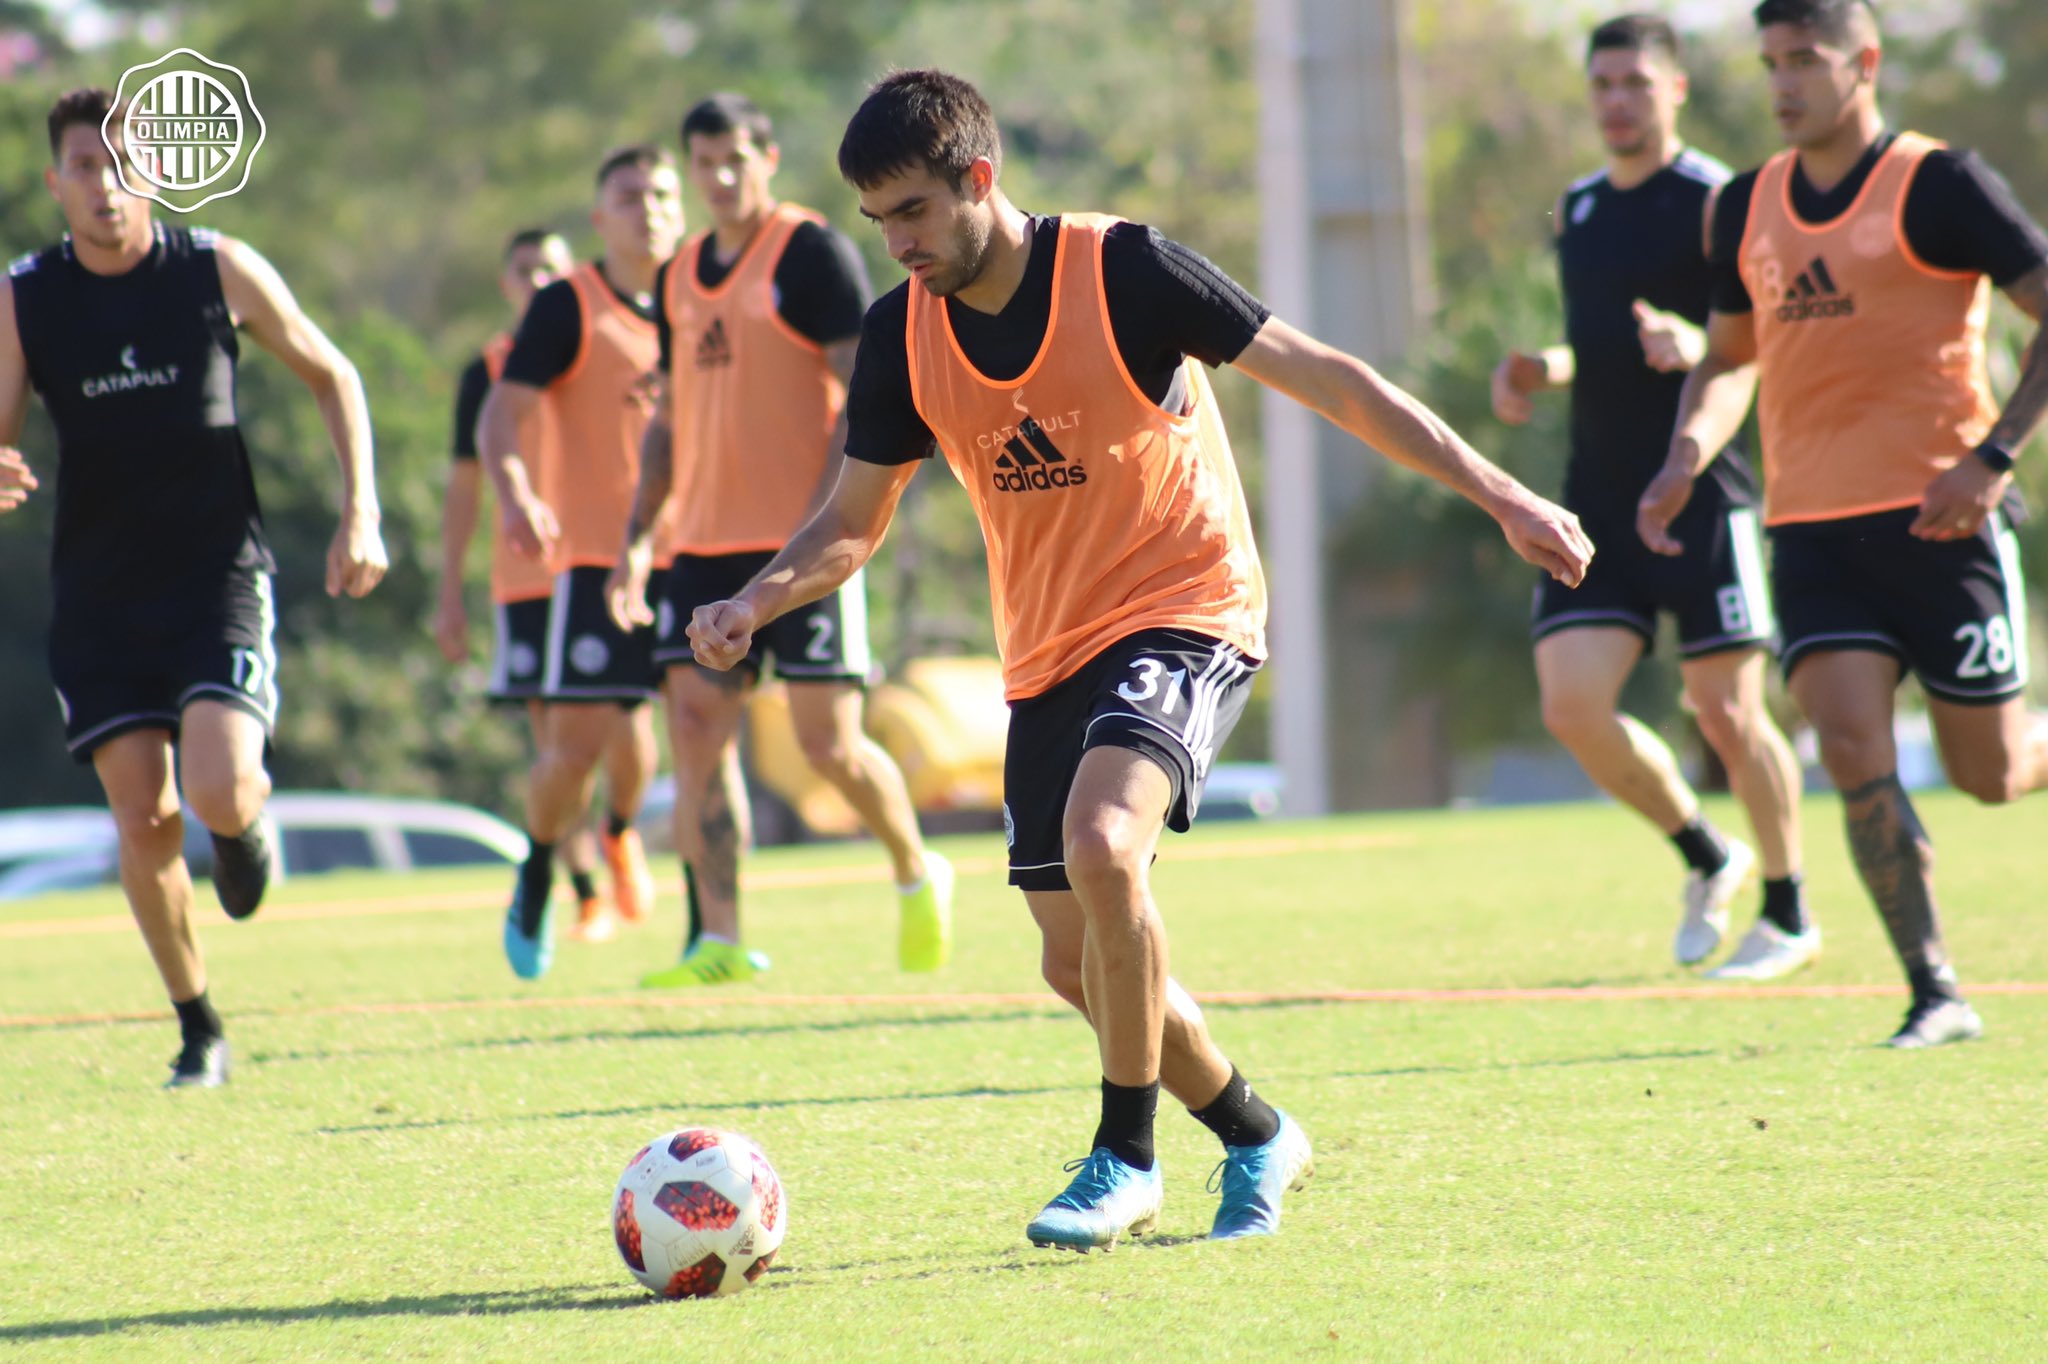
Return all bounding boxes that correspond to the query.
[316,1046,1719,1138]
[0,1285,646,1343]
[251,1007,1064,1068]
[316,1080,1096,1137]
[1301,1044,1718,1085]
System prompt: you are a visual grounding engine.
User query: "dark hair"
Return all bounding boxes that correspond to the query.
[837,69,1001,192]
[1587,14,1682,66]
[503,227,563,260]
[47,87,114,159]
[680,93,773,153]
[1752,0,1880,44]
[594,143,675,190]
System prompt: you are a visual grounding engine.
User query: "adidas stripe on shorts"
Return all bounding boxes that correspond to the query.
[1002,627,1260,891]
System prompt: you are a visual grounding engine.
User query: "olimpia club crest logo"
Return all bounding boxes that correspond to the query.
[103,49,266,213]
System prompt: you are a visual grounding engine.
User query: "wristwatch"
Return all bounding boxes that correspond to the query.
[1972,439,2017,474]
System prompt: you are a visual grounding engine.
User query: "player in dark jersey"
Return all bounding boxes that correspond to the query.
[0,89,387,1088]
[1493,16,1810,980]
[685,71,1591,1251]
[479,146,680,978]
[434,228,652,941]
[1641,0,2048,1048]
[609,94,950,988]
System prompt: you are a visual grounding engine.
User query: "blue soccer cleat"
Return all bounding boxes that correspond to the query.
[1208,1111,1314,1240]
[502,877,555,980]
[1025,1148,1163,1252]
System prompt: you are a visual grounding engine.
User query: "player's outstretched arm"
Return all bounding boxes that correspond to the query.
[1638,308,1757,556]
[475,379,557,562]
[607,375,676,632]
[1912,263,2048,541]
[215,236,386,597]
[1236,316,1592,586]
[0,279,37,515]
[689,457,917,672]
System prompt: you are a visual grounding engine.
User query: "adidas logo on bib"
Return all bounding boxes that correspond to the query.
[990,416,1088,493]
[1776,256,1855,322]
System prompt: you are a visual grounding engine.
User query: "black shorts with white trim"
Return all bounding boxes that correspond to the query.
[49,568,278,761]
[1532,500,1774,659]
[1773,506,2030,706]
[538,565,663,705]
[1002,627,1260,892]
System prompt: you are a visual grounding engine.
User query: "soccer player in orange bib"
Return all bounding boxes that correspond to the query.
[684,71,1593,1249]
[610,95,950,987]
[1641,0,2048,1049]
[480,147,683,978]
[435,228,648,937]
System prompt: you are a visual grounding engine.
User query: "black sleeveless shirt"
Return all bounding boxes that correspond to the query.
[9,222,270,613]
[1556,149,1756,525]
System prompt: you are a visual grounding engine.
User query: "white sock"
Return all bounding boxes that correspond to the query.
[697,933,737,948]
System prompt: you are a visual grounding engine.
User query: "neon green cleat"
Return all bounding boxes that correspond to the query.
[639,938,761,988]
[898,850,954,973]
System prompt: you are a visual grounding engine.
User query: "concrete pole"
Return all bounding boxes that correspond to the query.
[1257,0,1433,814]
[1255,0,1330,818]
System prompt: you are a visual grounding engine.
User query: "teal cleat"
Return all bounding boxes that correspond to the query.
[1208,1111,1314,1240]
[1025,1148,1163,1252]
[502,878,555,980]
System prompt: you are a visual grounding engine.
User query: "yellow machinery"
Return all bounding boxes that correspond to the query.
[744,656,1008,836]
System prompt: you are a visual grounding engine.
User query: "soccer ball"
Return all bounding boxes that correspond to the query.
[612,1127,786,1298]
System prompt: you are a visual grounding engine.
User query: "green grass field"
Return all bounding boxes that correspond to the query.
[4,793,2047,1362]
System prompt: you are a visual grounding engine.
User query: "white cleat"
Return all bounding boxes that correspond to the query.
[1703,919,1822,981]
[1885,997,1984,1050]
[1674,837,1753,966]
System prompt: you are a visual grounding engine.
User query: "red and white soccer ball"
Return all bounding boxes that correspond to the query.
[612,1127,786,1298]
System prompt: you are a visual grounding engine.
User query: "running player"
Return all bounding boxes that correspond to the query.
[685,71,1592,1248]
[1493,15,1810,979]
[434,228,655,942]
[1642,0,2048,1047]
[480,147,682,978]
[609,94,950,987]
[0,89,387,1086]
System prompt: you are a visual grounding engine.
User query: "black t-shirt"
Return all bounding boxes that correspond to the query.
[654,218,872,371]
[450,353,490,460]
[9,223,272,611]
[1557,149,1756,521]
[500,264,657,389]
[1710,134,2048,313]
[845,216,1270,465]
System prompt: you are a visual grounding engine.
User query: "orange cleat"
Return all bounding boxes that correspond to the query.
[602,826,657,923]
[572,895,618,943]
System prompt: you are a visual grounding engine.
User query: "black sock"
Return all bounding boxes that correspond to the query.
[1670,817,1730,876]
[172,990,222,1044]
[1093,1079,1159,1171]
[519,842,555,932]
[606,811,632,840]
[683,863,703,949]
[1760,876,1809,935]
[569,869,598,903]
[1189,1066,1282,1149]
[1907,962,1961,1005]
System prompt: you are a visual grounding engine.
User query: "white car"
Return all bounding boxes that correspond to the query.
[0,794,525,900]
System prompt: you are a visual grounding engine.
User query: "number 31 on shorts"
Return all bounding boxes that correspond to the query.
[1116,656,1188,714]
